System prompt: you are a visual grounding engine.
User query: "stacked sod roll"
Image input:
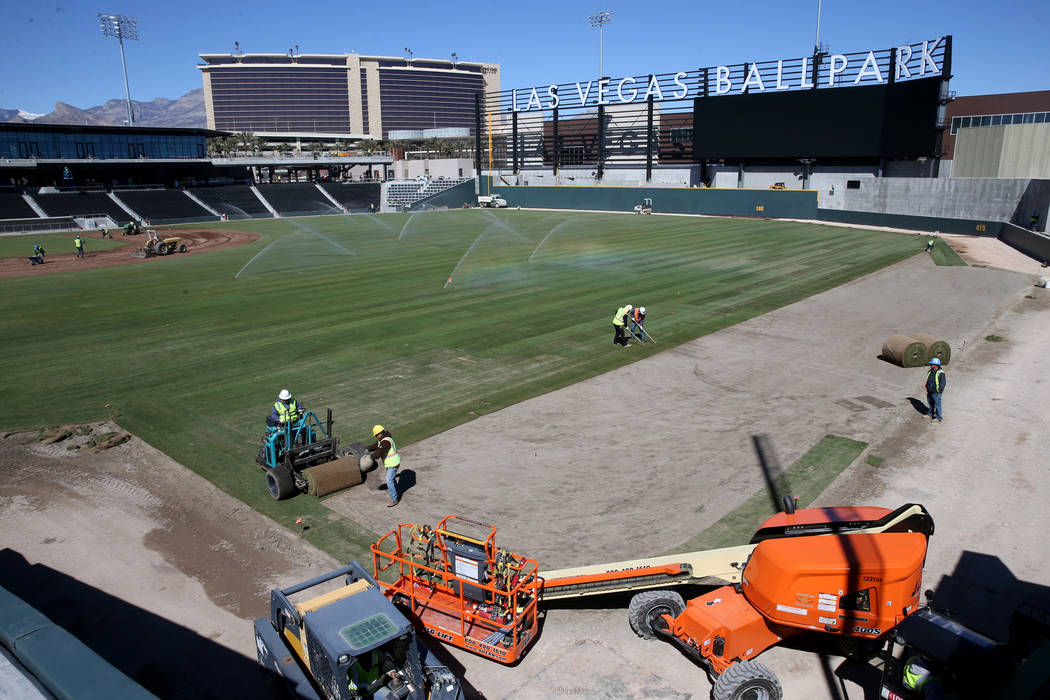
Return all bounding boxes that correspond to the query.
[882,334,928,367]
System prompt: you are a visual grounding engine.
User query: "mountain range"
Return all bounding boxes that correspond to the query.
[2,89,206,128]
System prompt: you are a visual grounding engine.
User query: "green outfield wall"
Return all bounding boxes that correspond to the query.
[486,185,818,219]
[999,222,1050,265]
[816,208,1003,237]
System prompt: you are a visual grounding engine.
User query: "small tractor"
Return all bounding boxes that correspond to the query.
[633,197,653,214]
[255,408,367,500]
[254,561,464,700]
[140,229,187,257]
[770,182,787,190]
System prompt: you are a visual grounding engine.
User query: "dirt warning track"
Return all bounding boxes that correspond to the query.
[0,228,259,279]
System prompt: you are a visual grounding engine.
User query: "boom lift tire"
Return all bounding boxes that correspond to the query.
[712,659,782,700]
[266,463,296,500]
[628,589,685,640]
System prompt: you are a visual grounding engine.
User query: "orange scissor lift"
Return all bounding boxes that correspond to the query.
[371,515,540,664]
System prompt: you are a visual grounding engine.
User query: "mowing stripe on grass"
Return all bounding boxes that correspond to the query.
[2,212,917,562]
[663,434,868,554]
[929,239,968,266]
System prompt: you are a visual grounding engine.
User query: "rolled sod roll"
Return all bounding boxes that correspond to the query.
[304,458,363,496]
[882,334,928,367]
[911,333,951,365]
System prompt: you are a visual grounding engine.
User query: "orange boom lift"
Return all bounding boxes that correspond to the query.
[370,505,931,685]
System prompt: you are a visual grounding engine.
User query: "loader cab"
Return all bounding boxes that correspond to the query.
[269,563,430,700]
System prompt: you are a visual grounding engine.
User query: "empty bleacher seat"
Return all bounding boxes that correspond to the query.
[255,184,339,215]
[0,192,38,220]
[320,183,380,211]
[385,178,469,208]
[115,190,211,222]
[33,192,130,221]
[188,186,269,218]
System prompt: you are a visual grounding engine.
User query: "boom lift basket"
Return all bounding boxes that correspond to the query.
[371,515,540,664]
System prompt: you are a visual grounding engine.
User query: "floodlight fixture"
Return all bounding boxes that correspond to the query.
[588,11,613,78]
[98,12,140,126]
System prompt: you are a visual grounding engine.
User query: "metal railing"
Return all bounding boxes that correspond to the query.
[208,150,391,160]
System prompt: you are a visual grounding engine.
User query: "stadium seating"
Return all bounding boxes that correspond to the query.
[188,186,270,218]
[320,183,381,211]
[33,192,131,221]
[0,191,39,220]
[385,178,470,209]
[114,190,213,223]
[254,184,340,216]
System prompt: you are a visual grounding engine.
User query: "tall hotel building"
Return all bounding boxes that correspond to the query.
[198,53,500,140]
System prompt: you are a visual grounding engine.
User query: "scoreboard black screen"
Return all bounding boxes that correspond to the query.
[692,76,940,159]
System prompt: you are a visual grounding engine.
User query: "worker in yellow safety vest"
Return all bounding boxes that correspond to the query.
[902,655,944,697]
[270,389,302,425]
[347,649,392,698]
[612,304,633,348]
[368,425,401,507]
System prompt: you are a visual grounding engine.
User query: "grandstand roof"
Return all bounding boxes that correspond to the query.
[0,123,225,137]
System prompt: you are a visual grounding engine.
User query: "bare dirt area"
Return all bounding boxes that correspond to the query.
[4,252,1050,699]
[0,423,336,699]
[941,232,1048,275]
[0,228,258,279]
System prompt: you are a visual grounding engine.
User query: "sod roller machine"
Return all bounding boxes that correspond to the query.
[256,407,369,500]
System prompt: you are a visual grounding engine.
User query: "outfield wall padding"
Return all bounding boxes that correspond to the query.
[998,222,1050,265]
[911,333,951,365]
[882,334,927,367]
[817,208,1002,237]
[0,584,156,699]
[487,185,818,219]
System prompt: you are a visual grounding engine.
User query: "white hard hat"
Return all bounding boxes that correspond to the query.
[639,307,646,314]
[278,389,292,401]
[625,304,633,311]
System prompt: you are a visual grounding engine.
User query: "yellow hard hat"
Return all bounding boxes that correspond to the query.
[372,424,385,436]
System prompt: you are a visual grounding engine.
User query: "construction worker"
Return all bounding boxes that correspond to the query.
[925,239,935,252]
[612,304,633,347]
[368,425,401,507]
[100,227,111,239]
[270,389,303,426]
[30,245,45,265]
[902,655,945,698]
[347,648,395,698]
[629,306,647,341]
[925,358,946,422]
[74,235,84,258]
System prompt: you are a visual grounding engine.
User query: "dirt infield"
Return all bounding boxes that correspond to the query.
[0,228,258,279]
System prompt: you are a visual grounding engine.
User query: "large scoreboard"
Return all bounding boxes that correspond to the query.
[692,77,941,160]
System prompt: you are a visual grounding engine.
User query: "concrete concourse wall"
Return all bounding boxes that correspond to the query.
[487,185,818,219]
[816,176,1029,220]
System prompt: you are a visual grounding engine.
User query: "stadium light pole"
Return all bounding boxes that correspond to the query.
[98,13,140,126]
[588,11,613,77]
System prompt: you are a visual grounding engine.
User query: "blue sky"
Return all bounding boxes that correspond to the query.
[2,0,1047,114]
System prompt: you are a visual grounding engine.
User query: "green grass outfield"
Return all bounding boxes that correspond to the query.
[0,210,924,560]
[0,232,129,259]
